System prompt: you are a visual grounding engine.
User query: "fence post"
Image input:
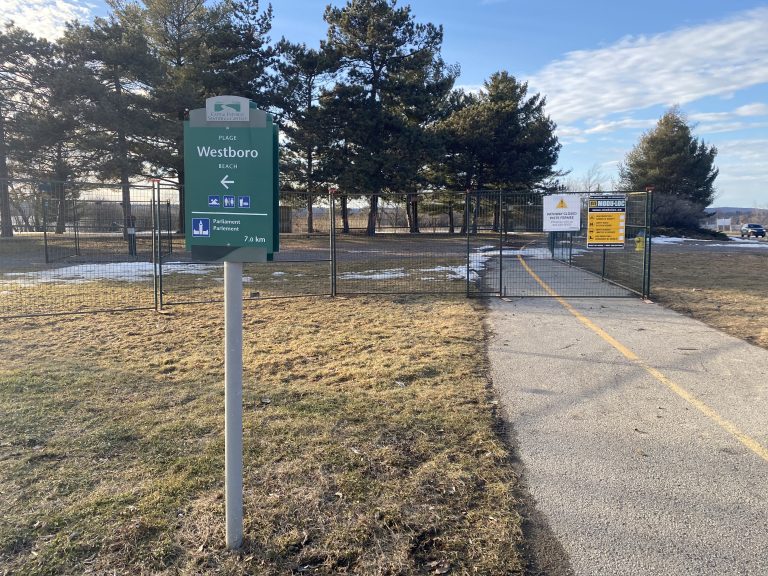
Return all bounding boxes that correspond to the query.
[330,189,337,297]
[43,198,50,264]
[151,182,158,311]
[156,183,164,309]
[498,190,504,297]
[465,191,471,297]
[643,188,653,299]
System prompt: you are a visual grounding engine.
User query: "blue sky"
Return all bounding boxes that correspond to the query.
[5,0,768,207]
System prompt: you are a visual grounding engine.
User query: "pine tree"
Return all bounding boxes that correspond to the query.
[108,0,231,232]
[0,24,52,237]
[275,40,337,233]
[619,107,718,228]
[436,72,560,192]
[59,18,161,232]
[323,0,455,235]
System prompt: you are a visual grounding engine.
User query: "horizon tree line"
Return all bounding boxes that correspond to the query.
[1,0,716,237]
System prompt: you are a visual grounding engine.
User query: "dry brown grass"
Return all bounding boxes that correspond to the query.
[651,250,768,349]
[0,292,524,575]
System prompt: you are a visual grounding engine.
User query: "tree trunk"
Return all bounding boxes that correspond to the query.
[306,148,314,233]
[367,193,378,236]
[306,193,314,233]
[448,201,454,235]
[0,108,12,237]
[407,193,420,234]
[406,196,413,231]
[341,195,349,233]
[54,144,66,234]
[55,182,67,235]
[461,193,468,236]
[472,190,480,235]
[115,74,132,240]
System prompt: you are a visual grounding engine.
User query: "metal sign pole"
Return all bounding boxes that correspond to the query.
[224,261,244,549]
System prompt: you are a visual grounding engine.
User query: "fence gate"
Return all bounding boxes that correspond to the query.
[329,190,651,299]
[468,190,651,299]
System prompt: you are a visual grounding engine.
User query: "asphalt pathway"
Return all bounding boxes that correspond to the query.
[488,269,768,575]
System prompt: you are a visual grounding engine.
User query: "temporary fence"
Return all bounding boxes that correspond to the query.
[0,182,652,318]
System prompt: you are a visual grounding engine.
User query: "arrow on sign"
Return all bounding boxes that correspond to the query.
[221,175,235,189]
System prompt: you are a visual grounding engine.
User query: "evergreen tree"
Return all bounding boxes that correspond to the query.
[323,0,455,235]
[204,0,275,108]
[434,73,560,232]
[436,72,560,192]
[619,107,718,228]
[275,40,337,233]
[59,18,161,232]
[108,0,231,232]
[0,24,52,237]
[13,50,101,233]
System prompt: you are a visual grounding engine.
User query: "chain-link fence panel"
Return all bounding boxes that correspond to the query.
[333,191,470,295]
[158,190,333,305]
[0,180,166,317]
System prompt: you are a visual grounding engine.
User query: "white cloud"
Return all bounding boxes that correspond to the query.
[690,102,768,125]
[2,0,94,40]
[697,120,768,135]
[734,103,768,116]
[530,7,768,125]
[583,117,656,134]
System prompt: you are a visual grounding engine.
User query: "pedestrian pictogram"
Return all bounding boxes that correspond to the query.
[223,195,236,208]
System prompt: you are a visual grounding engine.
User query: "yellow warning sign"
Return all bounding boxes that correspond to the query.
[556,199,568,209]
[587,195,626,249]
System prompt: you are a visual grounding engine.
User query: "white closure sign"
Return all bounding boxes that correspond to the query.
[543,194,581,231]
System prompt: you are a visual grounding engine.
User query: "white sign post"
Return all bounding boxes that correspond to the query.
[224,261,243,549]
[543,194,581,231]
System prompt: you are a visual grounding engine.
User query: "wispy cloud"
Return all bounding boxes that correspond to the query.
[734,103,768,116]
[530,7,768,126]
[3,0,93,40]
[583,118,657,134]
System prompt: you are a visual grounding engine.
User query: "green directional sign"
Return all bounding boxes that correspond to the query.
[184,96,279,261]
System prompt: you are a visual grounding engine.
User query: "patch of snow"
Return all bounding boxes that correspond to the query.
[338,268,408,280]
[707,243,768,249]
[651,236,716,244]
[419,265,467,281]
[729,237,767,244]
[1,261,221,287]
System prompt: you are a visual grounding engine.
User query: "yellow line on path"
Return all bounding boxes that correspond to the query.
[516,254,768,464]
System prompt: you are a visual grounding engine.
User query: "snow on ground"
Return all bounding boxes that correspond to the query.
[652,235,768,248]
[338,268,408,280]
[1,262,221,286]
[3,244,594,288]
[706,242,768,248]
[652,236,697,244]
